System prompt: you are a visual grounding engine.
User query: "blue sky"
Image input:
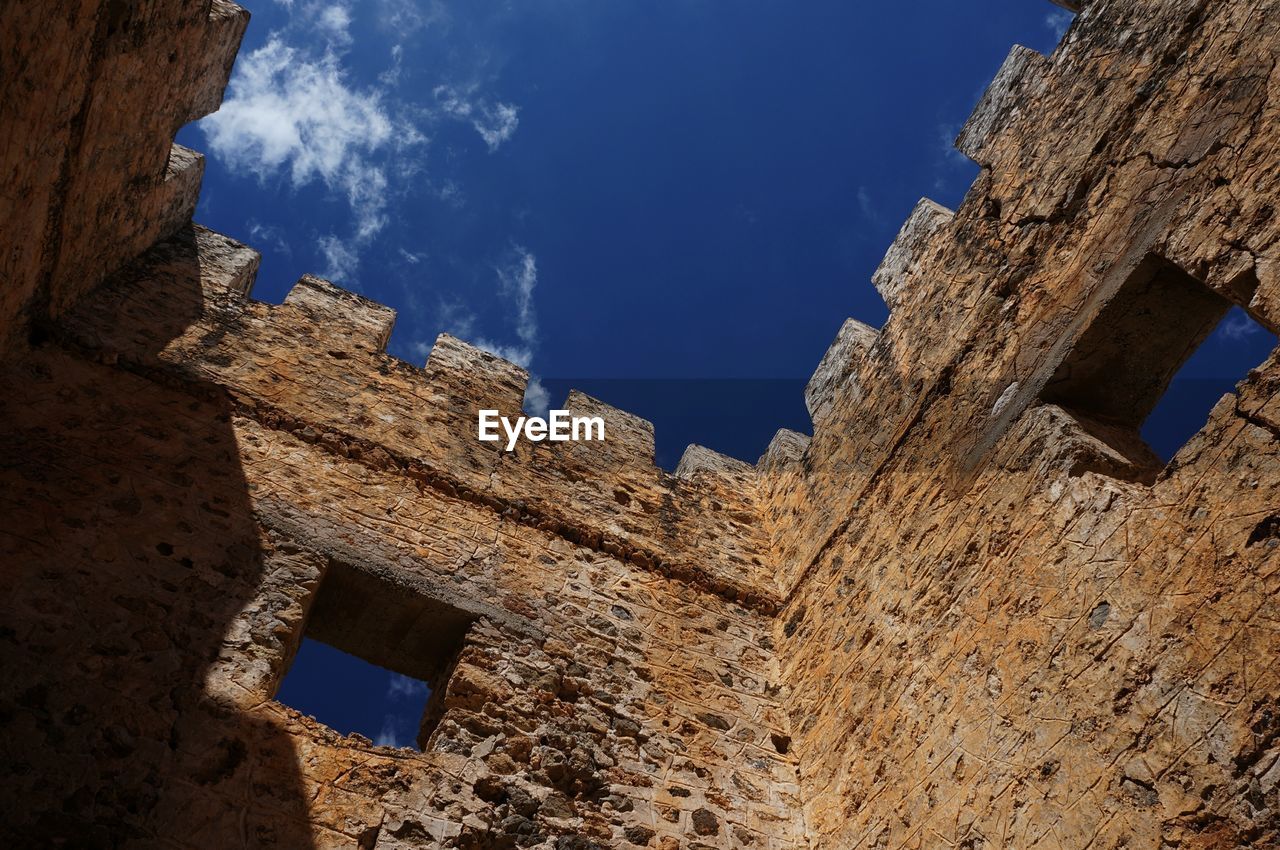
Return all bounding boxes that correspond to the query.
[278,638,432,748]
[180,0,1086,466]
[211,0,1279,746]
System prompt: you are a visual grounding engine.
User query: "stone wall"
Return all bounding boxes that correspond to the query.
[2,0,1280,848]
[0,0,246,351]
[0,220,804,847]
[766,0,1280,846]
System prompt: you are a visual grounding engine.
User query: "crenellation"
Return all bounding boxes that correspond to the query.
[50,225,782,615]
[674,444,754,482]
[764,2,1280,846]
[954,44,1051,168]
[756,428,809,473]
[803,317,878,429]
[4,0,1280,847]
[424,332,532,417]
[561,389,657,468]
[282,275,399,354]
[0,0,250,350]
[869,197,954,313]
[183,0,252,124]
[159,142,207,233]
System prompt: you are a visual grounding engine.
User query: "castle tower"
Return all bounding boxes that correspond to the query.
[2,1,1278,847]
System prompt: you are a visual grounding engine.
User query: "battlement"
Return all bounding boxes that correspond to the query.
[5,1,1280,848]
[773,0,1280,563]
[55,223,809,611]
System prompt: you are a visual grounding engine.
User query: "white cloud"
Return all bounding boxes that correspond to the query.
[524,377,550,416]
[434,179,465,207]
[387,673,428,699]
[1220,311,1261,342]
[932,119,975,191]
[437,298,477,339]
[346,167,390,241]
[476,103,520,151]
[474,338,533,368]
[435,85,520,152]
[474,247,547,414]
[1045,10,1074,39]
[247,220,291,255]
[201,36,415,278]
[938,120,968,165]
[473,248,538,364]
[856,186,881,225]
[316,4,353,45]
[196,188,214,218]
[498,247,538,348]
[472,337,549,415]
[374,714,403,747]
[406,298,479,362]
[201,9,525,344]
[204,38,393,186]
[378,0,448,36]
[318,234,359,281]
[379,44,405,87]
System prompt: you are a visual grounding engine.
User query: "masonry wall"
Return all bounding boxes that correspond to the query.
[4,0,1280,848]
[766,0,1280,846]
[0,216,804,848]
[0,0,246,352]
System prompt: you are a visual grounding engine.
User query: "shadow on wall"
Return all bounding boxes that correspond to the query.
[0,238,317,848]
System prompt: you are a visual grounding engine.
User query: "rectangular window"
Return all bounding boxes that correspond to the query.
[1037,255,1275,481]
[275,561,471,750]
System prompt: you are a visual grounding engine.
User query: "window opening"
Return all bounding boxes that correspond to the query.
[1038,254,1276,478]
[275,561,471,750]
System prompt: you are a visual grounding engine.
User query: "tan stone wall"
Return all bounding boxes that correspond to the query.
[766,0,1280,846]
[0,223,803,848]
[0,0,246,351]
[53,225,780,614]
[4,0,1280,847]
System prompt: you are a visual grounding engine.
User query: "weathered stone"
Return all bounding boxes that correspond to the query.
[803,317,878,428]
[870,197,954,311]
[690,808,720,836]
[3,1,1280,849]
